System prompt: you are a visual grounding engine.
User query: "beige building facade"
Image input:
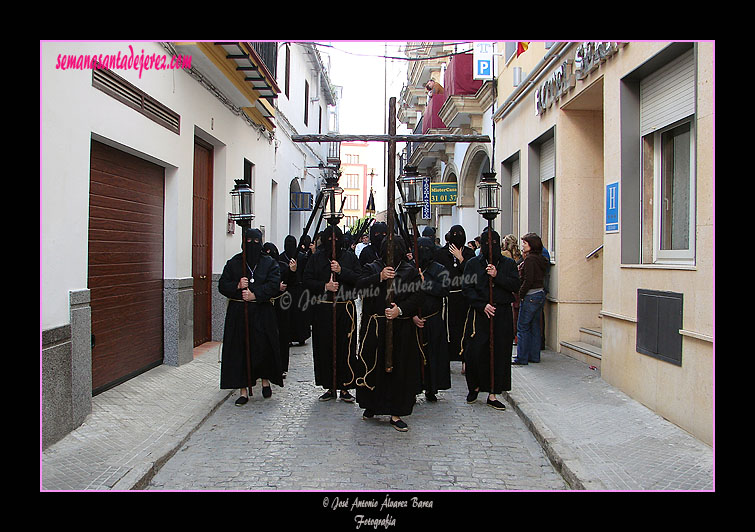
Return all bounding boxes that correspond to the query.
[494,41,714,445]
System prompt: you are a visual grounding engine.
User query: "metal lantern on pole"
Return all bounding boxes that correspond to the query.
[322,172,344,396]
[322,174,344,225]
[477,172,501,221]
[229,179,255,397]
[398,165,427,381]
[477,171,501,393]
[398,166,424,212]
[229,179,255,224]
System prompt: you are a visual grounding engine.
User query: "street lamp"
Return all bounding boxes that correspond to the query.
[228,178,255,398]
[477,171,501,394]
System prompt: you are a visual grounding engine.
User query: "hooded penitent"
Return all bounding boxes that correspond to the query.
[320,225,343,260]
[244,228,263,268]
[417,236,436,270]
[283,235,297,260]
[380,234,407,264]
[262,242,279,260]
[480,229,502,265]
[298,234,311,254]
[445,224,466,249]
[369,222,388,253]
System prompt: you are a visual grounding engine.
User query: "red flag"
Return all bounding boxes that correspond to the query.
[516,42,529,57]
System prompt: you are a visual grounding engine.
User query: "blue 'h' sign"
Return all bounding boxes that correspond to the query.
[605,182,619,232]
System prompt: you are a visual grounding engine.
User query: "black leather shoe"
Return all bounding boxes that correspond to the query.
[340,390,355,402]
[487,398,506,410]
[319,390,334,401]
[466,391,479,404]
[425,392,437,402]
[235,395,248,406]
[362,409,375,419]
[262,386,272,398]
[390,418,409,432]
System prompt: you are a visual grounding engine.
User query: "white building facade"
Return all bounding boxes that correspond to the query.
[41,41,339,448]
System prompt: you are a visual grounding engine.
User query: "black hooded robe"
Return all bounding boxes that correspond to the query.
[460,230,520,394]
[302,226,362,392]
[353,237,424,417]
[415,237,452,395]
[435,225,475,361]
[264,241,294,375]
[219,229,284,390]
[287,235,313,344]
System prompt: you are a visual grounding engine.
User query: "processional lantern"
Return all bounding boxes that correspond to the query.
[398,165,424,214]
[229,178,255,398]
[477,172,501,220]
[477,171,501,394]
[322,172,344,225]
[229,179,255,225]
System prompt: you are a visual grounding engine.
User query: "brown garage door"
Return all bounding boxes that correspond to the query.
[88,140,165,394]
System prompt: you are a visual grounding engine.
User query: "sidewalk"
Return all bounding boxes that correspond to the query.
[40,342,714,491]
[503,350,714,490]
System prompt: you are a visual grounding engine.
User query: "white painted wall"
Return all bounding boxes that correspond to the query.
[41,41,279,329]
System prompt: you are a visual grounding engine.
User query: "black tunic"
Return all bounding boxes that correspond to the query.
[435,244,476,360]
[302,245,362,391]
[353,260,424,417]
[219,253,283,389]
[273,253,296,373]
[416,261,452,394]
[460,254,520,394]
[285,249,312,344]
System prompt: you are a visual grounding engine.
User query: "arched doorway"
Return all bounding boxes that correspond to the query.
[458,144,492,238]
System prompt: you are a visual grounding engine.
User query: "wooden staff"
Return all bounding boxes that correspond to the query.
[241,224,253,397]
[384,97,396,373]
[487,220,495,393]
[331,222,338,395]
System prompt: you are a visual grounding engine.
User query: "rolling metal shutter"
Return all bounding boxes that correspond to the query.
[640,49,695,136]
[88,140,165,393]
[539,137,555,181]
[511,157,520,186]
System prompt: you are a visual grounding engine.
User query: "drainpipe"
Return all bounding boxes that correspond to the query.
[493,42,574,122]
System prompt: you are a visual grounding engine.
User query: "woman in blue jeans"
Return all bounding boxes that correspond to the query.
[514,233,549,365]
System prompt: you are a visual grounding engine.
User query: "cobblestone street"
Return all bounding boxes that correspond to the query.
[147,343,568,491]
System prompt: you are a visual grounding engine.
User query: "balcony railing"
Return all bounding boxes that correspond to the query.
[247,42,277,79]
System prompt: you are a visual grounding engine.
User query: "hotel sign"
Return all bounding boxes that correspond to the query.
[535,42,625,116]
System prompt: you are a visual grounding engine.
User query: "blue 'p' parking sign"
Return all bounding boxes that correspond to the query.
[605,182,619,233]
[476,59,491,77]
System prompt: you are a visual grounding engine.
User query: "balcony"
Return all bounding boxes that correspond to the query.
[171,41,281,131]
[438,53,494,132]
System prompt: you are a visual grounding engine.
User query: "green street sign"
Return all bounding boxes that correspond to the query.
[430,182,458,205]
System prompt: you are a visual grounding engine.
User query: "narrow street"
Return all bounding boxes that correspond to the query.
[147,342,568,491]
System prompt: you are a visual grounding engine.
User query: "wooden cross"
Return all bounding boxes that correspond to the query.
[293,97,490,372]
